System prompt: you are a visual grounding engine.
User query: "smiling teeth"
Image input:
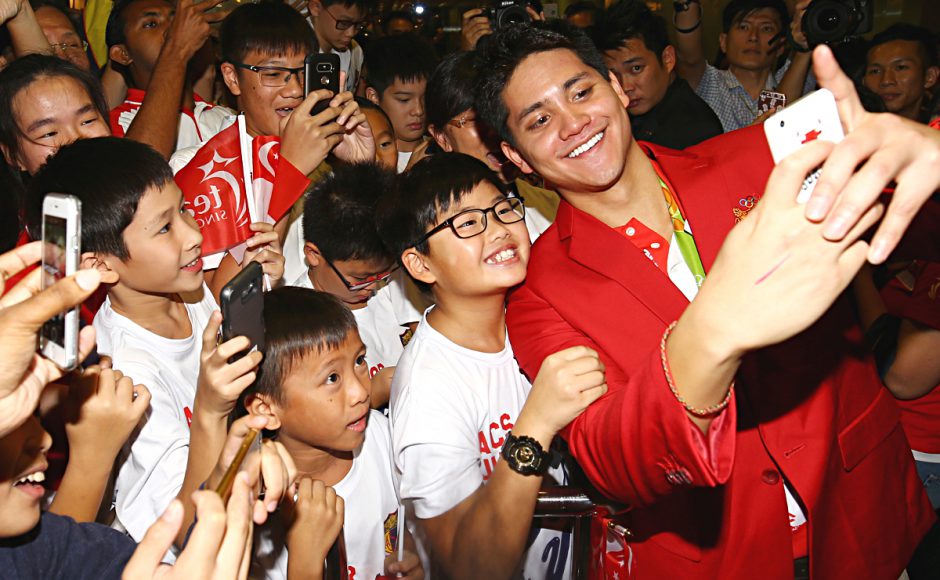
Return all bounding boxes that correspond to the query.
[487,249,516,264]
[15,472,45,485]
[568,131,604,158]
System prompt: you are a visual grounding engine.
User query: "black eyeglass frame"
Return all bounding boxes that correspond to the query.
[414,196,527,247]
[320,3,369,32]
[232,62,305,86]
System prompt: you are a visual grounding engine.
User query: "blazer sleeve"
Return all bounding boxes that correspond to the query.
[507,282,736,508]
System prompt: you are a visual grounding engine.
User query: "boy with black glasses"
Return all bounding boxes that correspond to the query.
[376,152,607,577]
[306,0,369,93]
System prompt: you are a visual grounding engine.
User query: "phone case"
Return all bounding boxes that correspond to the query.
[220,261,266,355]
[305,53,341,116]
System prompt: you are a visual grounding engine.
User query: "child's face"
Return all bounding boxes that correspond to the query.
[362,108,398,170]
[377,77,427,148]
[270,331,371,453]
[115,0,174,83]
[419,182,530,296]
[305,247,396,310]
[6,75,109,175]
[0,416,51,537]
[309,0,364,52]
[107,181,205,295]
[223,48,306,138]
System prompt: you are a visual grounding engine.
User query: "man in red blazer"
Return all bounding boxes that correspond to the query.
[473,26,940,578]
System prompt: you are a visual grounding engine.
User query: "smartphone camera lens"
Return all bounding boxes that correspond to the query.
[316,63,333,72]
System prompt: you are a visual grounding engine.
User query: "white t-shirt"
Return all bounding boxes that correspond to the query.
[93,287,217,548]
[112,90,234,156]
[251,411,401,580]
[291,271,425,376]
[390,311,573,578]
[397,151,413,174]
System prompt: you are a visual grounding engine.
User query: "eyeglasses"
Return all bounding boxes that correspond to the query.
[232,62,305,87]
[50,40,88,55]
[320,3,368,32]
[325,258,397,292]
[415,196,526,246]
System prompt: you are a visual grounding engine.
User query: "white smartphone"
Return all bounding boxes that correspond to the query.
[763,88,845,204]
[40,193,81,370]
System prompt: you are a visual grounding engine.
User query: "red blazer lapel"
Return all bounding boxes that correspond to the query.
[557,201,689,326]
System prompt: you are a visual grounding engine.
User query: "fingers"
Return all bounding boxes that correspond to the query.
[258,440,292,515]
[296,88,337,118]
[175,491,228,577]
[812,44,865,133]
[761,140,834,213]
[839,202,885,249]
[131,384,152,417]
[0,264,41,307]
[4,268,100,330]
[0,241,41,292]
[123,500,184,578]
[202,310,223,354]
[212,472,253,580]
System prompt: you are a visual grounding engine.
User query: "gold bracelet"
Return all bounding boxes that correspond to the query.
[660,321,734,417]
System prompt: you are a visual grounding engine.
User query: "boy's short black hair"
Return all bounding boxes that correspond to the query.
[868,23,938,69]
[721,0,788,33]
[474,24,608,146]
[591,0,670,59]
[105,0,168,47]
[27,137,173,260]
[426,51,478,132]
[302,161,395,264]
[242,286,358,407]
[363,32,438,97]
[221,1,316,65]
[320,0,372,9]
[355,95,393,128]
[565,0,598,19]
[382,9,415,33]
[376,152,507,292]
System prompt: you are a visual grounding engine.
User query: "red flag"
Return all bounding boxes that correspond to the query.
[175,122,252,264]
[251,135,310,224]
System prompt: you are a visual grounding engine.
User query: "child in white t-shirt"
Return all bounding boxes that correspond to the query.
[240,287,423,579]
[31,137,283,548]
[375,152,607,578]
[290,161,428,408]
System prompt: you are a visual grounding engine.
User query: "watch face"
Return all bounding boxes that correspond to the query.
[514,444,535,466]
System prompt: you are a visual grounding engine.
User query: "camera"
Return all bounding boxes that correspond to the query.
[801,0,873,47]
[483,0,531,30]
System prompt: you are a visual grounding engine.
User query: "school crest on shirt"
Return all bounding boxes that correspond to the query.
[399,324,415,348]
[732,194,761,223]
[383,510,399,555]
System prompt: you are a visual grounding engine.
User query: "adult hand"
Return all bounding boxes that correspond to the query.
[460,9,492,51]
[0,242,100,438]
[162,0,222,63]
[789,0,810,51]
[688,140,884,357]
[806,44,940,264]
[0,0,26,24]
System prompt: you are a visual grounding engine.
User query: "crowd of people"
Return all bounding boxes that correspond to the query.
[0,0,938,577]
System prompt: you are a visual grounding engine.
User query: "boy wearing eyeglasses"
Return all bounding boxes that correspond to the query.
[306,0,368,93]
[292,161,427,408]
[376,152,607,577]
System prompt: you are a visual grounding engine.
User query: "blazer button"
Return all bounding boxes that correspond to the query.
[761,469,780,485]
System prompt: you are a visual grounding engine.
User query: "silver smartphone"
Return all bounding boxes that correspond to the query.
[40,193,81,370]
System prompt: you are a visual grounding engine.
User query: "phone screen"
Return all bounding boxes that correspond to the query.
[41,214,67,347]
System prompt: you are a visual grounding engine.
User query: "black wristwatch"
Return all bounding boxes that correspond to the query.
[501,433,550,476]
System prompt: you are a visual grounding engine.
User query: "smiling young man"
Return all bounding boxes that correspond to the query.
[474,24,939,578]
[863,23,939,123]
[591,0,721,149]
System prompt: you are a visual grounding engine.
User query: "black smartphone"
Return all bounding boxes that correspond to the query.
[305,53,341,116]
[220,261,265,358]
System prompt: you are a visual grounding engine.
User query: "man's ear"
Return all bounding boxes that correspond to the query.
[307,0,322,17]
[246,393,281,430]
[401,248,436,286]
[80,253,120,284]
[220,62,241,96]
[661,45,677,75]
[718,33,727,56]
[0,143,17,170]
[303,242,323,267]
[428,125,453,152]
[501,141,534,175]
[924,65,939,90]
[365,87,381,106]
[108,44,132,67]
[608,70,630,109]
